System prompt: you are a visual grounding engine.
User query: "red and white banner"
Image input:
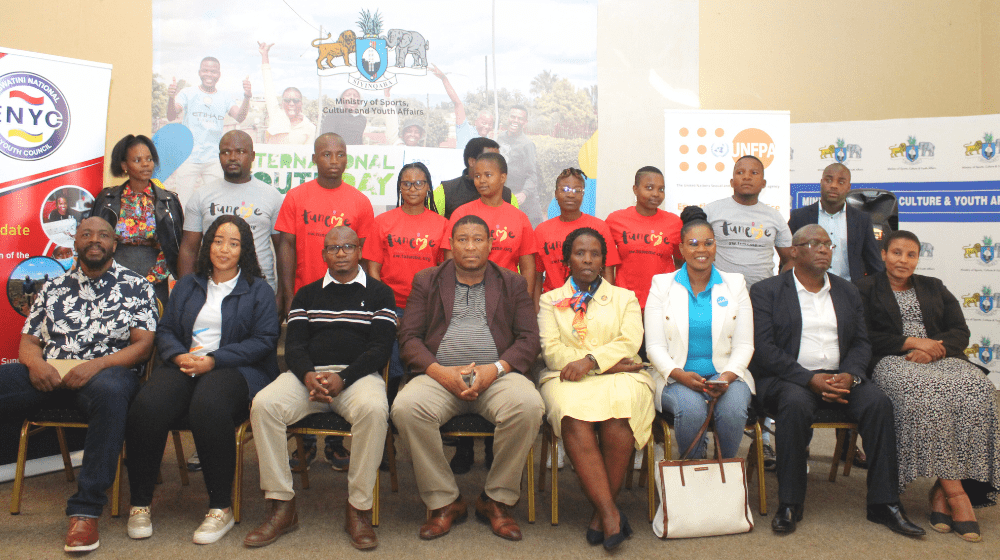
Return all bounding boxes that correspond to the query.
[0,48,112,362]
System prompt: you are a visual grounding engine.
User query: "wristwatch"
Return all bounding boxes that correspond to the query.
[586,354,599,370]
[493,361,506,378]
[850,374,862,388]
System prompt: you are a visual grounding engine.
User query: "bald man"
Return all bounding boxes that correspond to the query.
[788,163,883,282]
[749,225,922,537]
[178,130,284,294]
[245,226,396,550]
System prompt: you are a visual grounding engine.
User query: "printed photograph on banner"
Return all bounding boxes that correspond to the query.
[151,0,598,221]
[662,110,791,216]
[5,257,64,318]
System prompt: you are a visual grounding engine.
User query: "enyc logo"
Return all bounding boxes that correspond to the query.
[0,72,71,161]
[310,9,428,91]
[818,138,861,163]
[961,286,998,315]
[962,236,999,266]
[963,133,997,162]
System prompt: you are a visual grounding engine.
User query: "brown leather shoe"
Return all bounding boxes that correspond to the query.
[419,496,468,540]
[345,502,378,549]
[475,493,522,541]
[65,516,100,552]
[243,498,298,547]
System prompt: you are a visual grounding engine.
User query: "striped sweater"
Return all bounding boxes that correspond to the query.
[285,277,397,388]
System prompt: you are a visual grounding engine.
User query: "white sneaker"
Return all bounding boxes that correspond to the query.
[127,506,152,539]
[192,508,234,544]
[545,441,566,469]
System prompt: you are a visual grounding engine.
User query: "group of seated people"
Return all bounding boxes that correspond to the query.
[1,132,997,554]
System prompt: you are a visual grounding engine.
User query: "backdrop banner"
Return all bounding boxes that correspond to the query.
[790,115,1000,385]
[151,0,598,224]
[663,109,791,217]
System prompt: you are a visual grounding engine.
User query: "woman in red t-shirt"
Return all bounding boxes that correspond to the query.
[605,166,682,360]
[364,162,449,401]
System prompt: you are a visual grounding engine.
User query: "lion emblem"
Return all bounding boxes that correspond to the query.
[313,30,357,70]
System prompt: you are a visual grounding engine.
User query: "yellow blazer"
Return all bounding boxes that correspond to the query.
[537,279,653,391]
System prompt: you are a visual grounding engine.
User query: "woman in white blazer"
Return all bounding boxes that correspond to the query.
[644,207,754,459]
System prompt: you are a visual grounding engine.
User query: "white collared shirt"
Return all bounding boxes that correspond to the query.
[793,271,840,371]
[322,265,367,288]
[190,270,241,356]
[817,205,850,281]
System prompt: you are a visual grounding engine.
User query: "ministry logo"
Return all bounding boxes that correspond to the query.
[889,136,934,164]
[963,133,997,162]
[961,286,998,315]
[962,236,999,266]
[819,138,861,163]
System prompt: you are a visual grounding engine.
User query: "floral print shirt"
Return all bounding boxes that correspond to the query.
[22,261,158,368]
[116,181,169,284]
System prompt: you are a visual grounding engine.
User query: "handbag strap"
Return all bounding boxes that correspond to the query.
[679,396,718,460]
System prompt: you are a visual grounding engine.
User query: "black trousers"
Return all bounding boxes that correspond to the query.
[126,363,249,509]
[756,376,900,507]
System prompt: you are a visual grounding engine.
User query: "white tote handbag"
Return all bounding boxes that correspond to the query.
[652,398,754,538]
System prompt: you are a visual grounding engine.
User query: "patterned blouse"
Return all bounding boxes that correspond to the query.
[116,181,169,284]
[22,261,158,367]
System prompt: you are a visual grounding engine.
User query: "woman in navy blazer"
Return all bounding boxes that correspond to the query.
[645,207,754,459]
[125,215,279,544]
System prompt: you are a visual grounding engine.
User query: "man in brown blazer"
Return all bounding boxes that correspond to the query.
[392,214,543,542]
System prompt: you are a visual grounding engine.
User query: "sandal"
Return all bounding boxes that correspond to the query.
[945,490,982,543]
[928,481,952,533]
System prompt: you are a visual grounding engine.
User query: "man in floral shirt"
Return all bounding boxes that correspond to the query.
[0,217,158,552]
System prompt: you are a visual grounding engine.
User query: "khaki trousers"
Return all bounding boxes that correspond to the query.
[250,369,388,510]
[391,374,544,510]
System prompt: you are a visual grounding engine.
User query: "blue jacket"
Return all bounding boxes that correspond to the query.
[156,272,280,398]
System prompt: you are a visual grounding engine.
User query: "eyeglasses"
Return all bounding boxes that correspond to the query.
[684,238,715,248]
[400,180,428,190]
[324,244,358,254]
[794,240,836,250]
[282,98,302,104]
[558,186,585,194]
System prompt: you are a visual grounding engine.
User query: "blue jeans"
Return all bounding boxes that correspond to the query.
[660,379,751,459]
[0,363,140,517]
[388,307,406,381]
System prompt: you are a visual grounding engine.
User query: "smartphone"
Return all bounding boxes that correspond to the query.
[705,379,728,385]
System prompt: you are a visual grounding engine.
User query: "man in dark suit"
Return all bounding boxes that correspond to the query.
[788,163,884,282]
[749,224,924,536]
[392,214,544,542]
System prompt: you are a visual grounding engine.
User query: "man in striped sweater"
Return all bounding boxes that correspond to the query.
[244,226,396,550]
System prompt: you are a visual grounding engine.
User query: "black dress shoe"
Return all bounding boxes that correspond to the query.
[771,504,804,534]
[866,503,926,537]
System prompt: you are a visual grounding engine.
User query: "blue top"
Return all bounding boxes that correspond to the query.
[675,264,723,377]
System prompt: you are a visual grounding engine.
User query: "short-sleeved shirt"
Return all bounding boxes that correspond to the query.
[534,214,621,294]
[22,262,158,365]
[443,199,537,272]
[705,197,792,287]
[362,207,449,308]
[184,177,283,290]
[175,87,240,163]
[275,179,376,292]
[605,207,682,308]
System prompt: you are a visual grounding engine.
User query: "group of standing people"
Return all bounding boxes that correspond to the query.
[1,127,997,554]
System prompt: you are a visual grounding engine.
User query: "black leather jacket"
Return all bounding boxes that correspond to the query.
[89,180,184,279]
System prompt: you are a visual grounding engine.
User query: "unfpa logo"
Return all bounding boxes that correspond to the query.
[0,72,70,161]
[731,128,776,168]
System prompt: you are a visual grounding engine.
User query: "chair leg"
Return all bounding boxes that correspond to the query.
[10,420,32,515]
[646,438,656,523]
[233,422,250,524]
[294,434,311,489]
[526,446,535,524]
[172,431,189,486]
[638,444,648,488]
[843,429,859,477]
[624,448,636,490]
[550,431,559,525]
[386,430,399,493]
[829,428,847,482]
[753,420,767,515]
[372,470,380,527]
[55,427,75,483]
[110,449,124,517]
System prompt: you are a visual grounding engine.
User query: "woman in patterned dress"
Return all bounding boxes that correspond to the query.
[857,229,1000,543]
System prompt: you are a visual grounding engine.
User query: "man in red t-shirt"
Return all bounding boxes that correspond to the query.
[275,133,375,319]
[533,168,620,307]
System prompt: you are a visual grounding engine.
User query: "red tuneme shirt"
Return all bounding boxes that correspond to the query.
[605,206,682,308]
[443,199,537,272]
[362,207,449,308]
[534,214,621,294]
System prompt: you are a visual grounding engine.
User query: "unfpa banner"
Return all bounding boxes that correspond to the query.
[790,115,1000,385]
[662,109,791,217]
[0,48,112,362]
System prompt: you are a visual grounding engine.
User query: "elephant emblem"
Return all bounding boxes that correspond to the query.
[386,29,429,68]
